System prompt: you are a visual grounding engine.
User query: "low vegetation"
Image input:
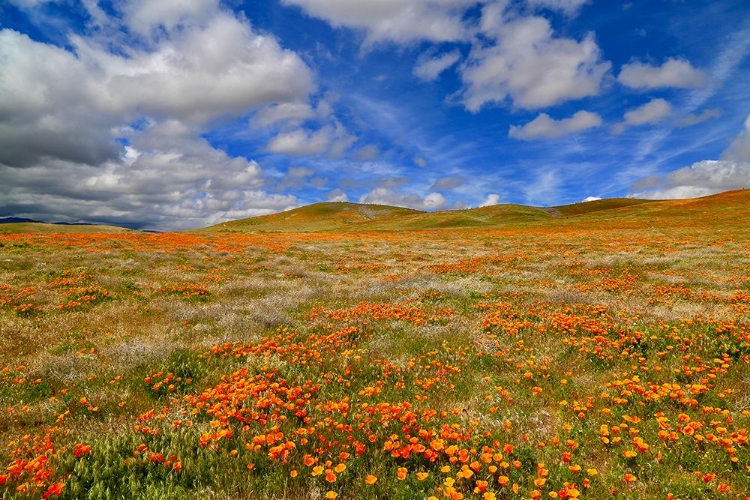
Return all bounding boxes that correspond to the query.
[1,191,749,499]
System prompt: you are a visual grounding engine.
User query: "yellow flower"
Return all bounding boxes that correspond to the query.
[397,467,408,480]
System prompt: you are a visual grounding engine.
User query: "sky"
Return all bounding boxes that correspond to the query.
[1,0,749,230]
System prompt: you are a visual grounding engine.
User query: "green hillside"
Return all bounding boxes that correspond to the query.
[0,222,135,235]
[197,189,750,233]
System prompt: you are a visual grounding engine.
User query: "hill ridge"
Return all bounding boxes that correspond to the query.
[198,189,750,233]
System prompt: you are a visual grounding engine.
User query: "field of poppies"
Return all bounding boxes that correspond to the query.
[0,194,749,499]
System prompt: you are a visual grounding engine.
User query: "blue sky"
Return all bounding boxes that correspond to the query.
[1,0,749,230]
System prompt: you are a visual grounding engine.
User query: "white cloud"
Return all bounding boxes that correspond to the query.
[618,58,707,89]
[266,123,356,157]
[479,194,501,207]
[86,13,315,123]
[327,189,349,202]
[723,114,750,162]
[631,115,750,199]
[632,160,750,200]
[0,119,299,230]
[359,188,447,210]
[1,14,315,131]
[581,196,601,202]
[613,98,672,133]
[677,108,722,128]
[624,98,672,125]
[252,103,316,128]
[413,50,461,81]
[0,30,121,168]
[281,0,476,44]
[267,128,334,156]
[122,0,220,36]
[509,110,602,140]
[526,0,590,16]
[460,10,610,111]
[0,4,315,229]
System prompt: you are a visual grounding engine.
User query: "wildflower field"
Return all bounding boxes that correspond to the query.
[0,192,749,499]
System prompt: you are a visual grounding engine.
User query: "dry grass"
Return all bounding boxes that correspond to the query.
[1,193,749,498]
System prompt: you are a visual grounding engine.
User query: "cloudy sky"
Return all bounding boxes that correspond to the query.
[1,0,749,230]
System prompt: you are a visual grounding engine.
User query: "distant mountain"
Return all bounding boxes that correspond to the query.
[0,219,134,235]
[0,217,98,226]
[0,217,42,224]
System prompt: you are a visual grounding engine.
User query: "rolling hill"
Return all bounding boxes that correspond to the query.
[198,201,556,233]
[0,222,136,235]
[2,190,747,235]
[198,189,750,233]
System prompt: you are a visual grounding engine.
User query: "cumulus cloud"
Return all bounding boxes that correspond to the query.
[267,128,334,156]
[723,114,750,161]
[284,2,608,111]
[460,8,610,111]
[630,115,750,199]
[624,98,672,125]
[0,13,315,150]
[92,14,314,123]
[509,110,602,140]
[581,196,601,202]
[478,194,501,207]
[0,3,315,229]
[280,0,476,44]
[612,98,672,134]
[252,103,316,128]
[618,58,708,89]
[0,30,121,168]
[631,160,750,200]
[0,120,299,230]
[122,0,220,36]
[413,50,461,81]
[359,188,447,210]
[266,123,356,157]
[327,189,349,202]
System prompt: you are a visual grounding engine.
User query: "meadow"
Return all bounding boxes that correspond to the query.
[0,191,749,499]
